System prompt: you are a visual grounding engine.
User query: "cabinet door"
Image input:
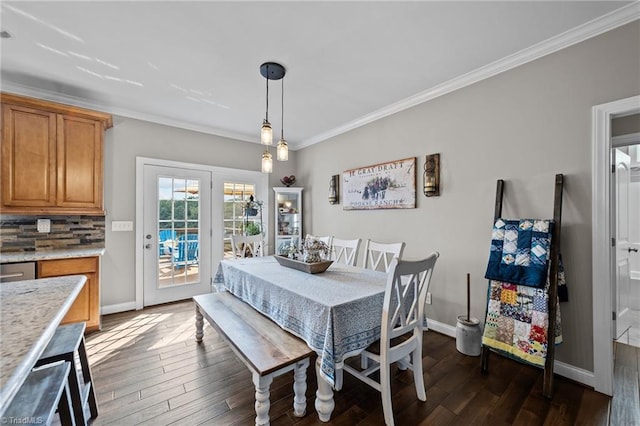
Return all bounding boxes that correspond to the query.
[38,257,100,332]
[1,104,57,207]
[56,115,103,211]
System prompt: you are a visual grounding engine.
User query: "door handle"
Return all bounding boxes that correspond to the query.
[145,244,152,249]
[629,247,639,253]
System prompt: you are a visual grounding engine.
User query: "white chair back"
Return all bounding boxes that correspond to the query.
[230,234,264,259]
[364,240,405,272]
[305,234,333,248]
[330,238,361,266]
[342,252,439,426]
[363,240,406,272]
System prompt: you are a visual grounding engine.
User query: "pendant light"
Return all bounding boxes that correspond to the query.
[261,150,273,173]
[259,62,286,173]
[276,77,288,161]
[260,63,272,145]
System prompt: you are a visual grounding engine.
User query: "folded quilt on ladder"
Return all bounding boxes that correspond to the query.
[482,217,564,367]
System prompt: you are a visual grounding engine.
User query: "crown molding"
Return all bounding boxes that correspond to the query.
[0,81,257,144]
[297,3,640,149]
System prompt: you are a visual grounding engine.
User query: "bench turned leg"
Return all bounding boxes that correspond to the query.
[195,306,204,343]
[252,372,273,426]
[293,359,309,417]
[315,358,335,422]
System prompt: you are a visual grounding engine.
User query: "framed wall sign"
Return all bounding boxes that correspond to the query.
[342,157,416,210]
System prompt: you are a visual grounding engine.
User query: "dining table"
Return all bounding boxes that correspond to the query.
[0,275,86,416]
[214,255,388,422]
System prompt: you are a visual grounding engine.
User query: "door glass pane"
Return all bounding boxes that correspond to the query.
[158,177,200,287]
[223,182,258,258]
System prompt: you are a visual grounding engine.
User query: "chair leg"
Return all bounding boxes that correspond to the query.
[397,355,410,371]
[360,353,368,369]
[412,349,426,401]
[379,363,394,426]
[78,339,99,419]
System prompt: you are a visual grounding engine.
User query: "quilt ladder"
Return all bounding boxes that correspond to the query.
[480,174,564,399]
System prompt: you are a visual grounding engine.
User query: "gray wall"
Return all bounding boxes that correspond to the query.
[102,117,296,306]
[296,21,640,371]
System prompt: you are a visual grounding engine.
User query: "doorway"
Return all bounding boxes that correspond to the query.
[613,140,640,348]
[142,164,212,306]
[592,96,640,396]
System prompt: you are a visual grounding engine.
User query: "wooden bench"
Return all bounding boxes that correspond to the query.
[193,292,313,426]
[3,361,74,425]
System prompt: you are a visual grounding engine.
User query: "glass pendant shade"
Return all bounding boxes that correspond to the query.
[261,150,273,173]
[261,120,273,145]
[276,138,288,161]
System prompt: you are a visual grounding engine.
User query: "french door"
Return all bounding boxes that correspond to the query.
[142,164,212,306]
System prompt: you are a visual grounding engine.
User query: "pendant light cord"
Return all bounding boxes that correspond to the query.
[265,65,269,122]
[281,78,285,139]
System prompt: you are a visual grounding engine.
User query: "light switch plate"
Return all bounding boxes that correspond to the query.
[37,219,51,233]
[112,221,134,232]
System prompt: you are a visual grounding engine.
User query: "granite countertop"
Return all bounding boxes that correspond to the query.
[0,275,86,415]
[0,247,105,263]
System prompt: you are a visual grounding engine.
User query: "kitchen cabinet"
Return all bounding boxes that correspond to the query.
[37,256,100,332]
[273,187,303,255]
[0,93,112,215]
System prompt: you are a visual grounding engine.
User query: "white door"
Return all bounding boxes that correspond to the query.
[614,149,632,339]
[143,164,212,306]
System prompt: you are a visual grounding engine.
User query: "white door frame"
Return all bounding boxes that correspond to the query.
[592,95,640,395]
[135,157,268,310]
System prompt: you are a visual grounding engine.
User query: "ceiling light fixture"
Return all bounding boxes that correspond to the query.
[259,62,286,173]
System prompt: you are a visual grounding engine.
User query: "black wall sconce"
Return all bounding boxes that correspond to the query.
[329,174,339,204]
[423,153,440,197]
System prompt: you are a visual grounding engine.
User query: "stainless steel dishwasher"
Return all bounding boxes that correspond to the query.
[0,262,36,282]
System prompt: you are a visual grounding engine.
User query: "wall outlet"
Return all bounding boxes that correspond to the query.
[426,292,432,304]
[37,218,51,233]
[112,221,134,232]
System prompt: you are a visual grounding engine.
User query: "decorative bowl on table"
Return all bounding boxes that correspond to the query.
[274,255,333,274]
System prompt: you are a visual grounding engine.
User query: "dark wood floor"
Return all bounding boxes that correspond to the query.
[86,300,612,425]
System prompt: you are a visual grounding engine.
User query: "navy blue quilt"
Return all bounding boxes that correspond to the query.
[484,218,554,288]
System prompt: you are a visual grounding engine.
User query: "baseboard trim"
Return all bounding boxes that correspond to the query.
[426,317,457,338]
[425,316,595,388]
[553,361,595,388]
[101,301,137,315]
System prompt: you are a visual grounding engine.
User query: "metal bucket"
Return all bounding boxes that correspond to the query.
[456,316,482,356]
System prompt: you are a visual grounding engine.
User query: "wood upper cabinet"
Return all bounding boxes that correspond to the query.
[38,256,100,332]
[0,93,112,215]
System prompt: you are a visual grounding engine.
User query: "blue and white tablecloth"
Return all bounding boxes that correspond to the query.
[214,256,387,387]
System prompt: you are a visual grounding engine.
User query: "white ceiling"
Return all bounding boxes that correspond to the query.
[1,1,636,149]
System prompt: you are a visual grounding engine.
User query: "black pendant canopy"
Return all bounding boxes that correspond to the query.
[260,62,286,80]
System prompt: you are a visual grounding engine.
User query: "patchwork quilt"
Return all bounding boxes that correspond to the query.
[482,217,564,367]
[482,280,562,367]
[485,218,554,288]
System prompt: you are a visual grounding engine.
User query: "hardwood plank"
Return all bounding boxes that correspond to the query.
[611,343,640,426]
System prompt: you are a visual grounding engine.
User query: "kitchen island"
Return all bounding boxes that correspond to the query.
[0,275,86,415]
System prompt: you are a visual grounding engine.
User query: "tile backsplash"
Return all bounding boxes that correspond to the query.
[0,215,105,253]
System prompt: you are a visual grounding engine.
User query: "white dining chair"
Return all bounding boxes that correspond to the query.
[330,238,361,266]
[305,234,333,249]
[230,234,265,259]
[342,253,439,426]
[363,240,406,272]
